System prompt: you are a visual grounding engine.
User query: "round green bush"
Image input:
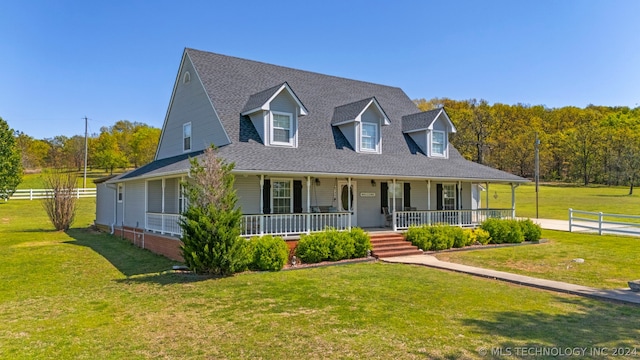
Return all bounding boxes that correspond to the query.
[473,228,491,245]
[249,235,289,271]
[350,227,372,258]
[295,233,329,263]
[519,219,542,242]
[405,226,432,251]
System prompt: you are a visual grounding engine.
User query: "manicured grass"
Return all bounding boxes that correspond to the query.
[436,229,640,289]
[489,183,640,219]
[2,200,640,358]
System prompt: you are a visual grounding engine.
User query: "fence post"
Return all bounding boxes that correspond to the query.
[30,189,33,200]
[568,208,573,232]
[599,212,603,235]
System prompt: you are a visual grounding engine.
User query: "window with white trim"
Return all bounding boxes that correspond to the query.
[361,123,378,151]
[387,182,403,212]
[271,180,292,214]
[270,112,293,146]
[443,184,456,210]
[432,131,446,156]
[183,122,192,152]
[117,184,124,203]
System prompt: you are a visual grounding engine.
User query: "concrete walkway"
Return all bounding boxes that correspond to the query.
[382,254,640,305]
[533,217,640,237]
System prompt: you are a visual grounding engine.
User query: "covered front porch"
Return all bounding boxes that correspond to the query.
[143,173,520,237]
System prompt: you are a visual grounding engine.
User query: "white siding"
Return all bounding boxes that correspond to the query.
[124,180,146,228]
[356,179,383,228]
[147,180,163,213]
[235,176,261,214]
[407,180,429,210]
[338,123,356,149]
[408,131,427,154]
[95,182,115,227]
[156,54,229,160]
[248,111,266,143]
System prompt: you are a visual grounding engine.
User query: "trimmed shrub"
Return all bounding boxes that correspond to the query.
[350,227,372,258]
[473,228,491,245]
[481,218,524,244]
[295,227,372,263]
[450,226,469,248]
[295,232,330,263]
[519,219,542,242]
[430,226,455,250]
[249,235,288,271]
[405,226,432,251]
[327,229,355,261]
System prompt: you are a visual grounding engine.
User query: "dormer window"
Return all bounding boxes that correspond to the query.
[183,122,192,152]
[271,112,293,146]
[431,131,446,156]
[241,82,307,148]
[402,108,456,159]
[332,97,390,154]
[361,123,378,151]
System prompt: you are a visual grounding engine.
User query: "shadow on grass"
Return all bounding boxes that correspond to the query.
[64,227,218,285]
[463,296,640,352]
[64,227,179,277]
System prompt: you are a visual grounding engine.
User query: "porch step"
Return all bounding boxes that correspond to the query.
[369,233,423,258]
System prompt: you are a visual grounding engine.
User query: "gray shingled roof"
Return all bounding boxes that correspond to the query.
[241,82,285,114]
[331,97,374,125]
[119,48,527,183]
[402,108,442,133]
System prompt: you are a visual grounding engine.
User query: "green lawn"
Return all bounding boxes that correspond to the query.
[489,183,640,219]
[2,199,640,358]
[436,229,640,289]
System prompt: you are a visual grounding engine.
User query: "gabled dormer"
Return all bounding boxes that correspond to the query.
[241,82,308,148]
[331,97,390,154]
[402,108,456,158]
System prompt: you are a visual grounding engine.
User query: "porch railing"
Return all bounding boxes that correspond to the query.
[144,211,351,238]
[241,212,351,237]
[146,212,183,236]
[393,208,513,231]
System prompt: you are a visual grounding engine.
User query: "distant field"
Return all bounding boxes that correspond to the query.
[18,169,117,189]
[488,183,640,219]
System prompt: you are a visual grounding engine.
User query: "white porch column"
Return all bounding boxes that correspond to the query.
[259,175,264,235]
[458,180,462,226]
[347,177,352,230]
[486,182,490,209]
[306,176,311,234]
[427,180,431,225]
[392,178,397,231]
[161,178,165,233]
[511,183,518,218]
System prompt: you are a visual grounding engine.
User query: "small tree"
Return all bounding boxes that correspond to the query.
[41,170,78,231]
[0,118,23,200]
[179,146,248,275]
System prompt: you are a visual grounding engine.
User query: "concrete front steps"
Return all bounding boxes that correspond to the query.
[369,232,423,258]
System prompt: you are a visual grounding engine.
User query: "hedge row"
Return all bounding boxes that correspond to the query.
[294,227,372,264]
[481,218,542,244]
[405,218,541,251]
[405,225,490,251]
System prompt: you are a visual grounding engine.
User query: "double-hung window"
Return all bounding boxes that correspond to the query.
[432,131,445,156]
[361,123,378,151]
[183,123,192,152]
[272,180,292,214]
[387,182,404,212]
[271,112,293,146]
[443,184,456,210]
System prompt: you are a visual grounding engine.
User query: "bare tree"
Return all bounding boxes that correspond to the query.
[41,170,78,231]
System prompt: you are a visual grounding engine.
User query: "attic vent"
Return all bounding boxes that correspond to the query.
[183,71,191,84]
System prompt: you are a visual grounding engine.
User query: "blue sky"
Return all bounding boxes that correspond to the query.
[2,0,639,139]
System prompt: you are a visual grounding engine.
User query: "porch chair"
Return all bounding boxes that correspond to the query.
[382,207,392,227]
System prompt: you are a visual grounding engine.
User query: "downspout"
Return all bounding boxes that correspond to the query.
[106,183,118,234]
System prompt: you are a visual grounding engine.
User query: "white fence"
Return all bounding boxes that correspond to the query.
[569,208,640,236]
[8,188,97,200]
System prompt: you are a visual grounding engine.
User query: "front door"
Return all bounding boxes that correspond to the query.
[337,181,357,226]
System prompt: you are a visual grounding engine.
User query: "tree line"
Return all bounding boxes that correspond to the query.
[15,120,161,175]
[415,98,640,193]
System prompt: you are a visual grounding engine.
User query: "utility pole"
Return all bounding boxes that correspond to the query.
[83,116,88,189]
[535,132,540,219]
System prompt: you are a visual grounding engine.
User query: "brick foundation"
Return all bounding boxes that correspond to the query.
[112,226,184,261]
